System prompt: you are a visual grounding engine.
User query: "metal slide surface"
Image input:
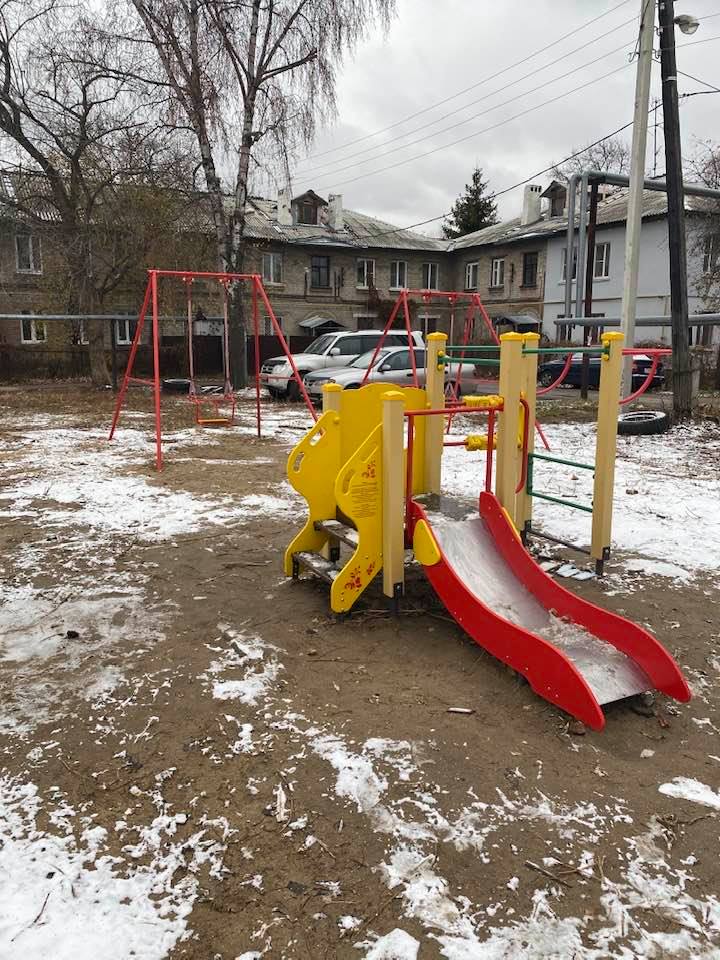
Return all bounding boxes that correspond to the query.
[413,493,691,730]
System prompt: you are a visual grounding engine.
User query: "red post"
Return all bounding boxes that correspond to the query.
[252,277,261,438]
[405,413,415,536]
[185,278,196,397]
[109,279,152,440]
[151,270,163,471]
[485,409,496,493]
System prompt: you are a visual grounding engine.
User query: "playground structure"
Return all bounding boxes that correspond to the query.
[283,330,691,730]
[108,269,314,470]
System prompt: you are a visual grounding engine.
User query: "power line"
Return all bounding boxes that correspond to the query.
[298,0,636,164]
[300,33,720,195]
[294,30,636,183]
[676,69,720,93]
[288,117,637,245]
[293,18,637,179]
[306,62,632,194]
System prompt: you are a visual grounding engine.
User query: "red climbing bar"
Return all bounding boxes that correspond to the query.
[537,351,573,396]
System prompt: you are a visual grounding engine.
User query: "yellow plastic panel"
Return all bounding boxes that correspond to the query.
[331,424,384,613]
[284,411,342,575]
[413,519,441,567]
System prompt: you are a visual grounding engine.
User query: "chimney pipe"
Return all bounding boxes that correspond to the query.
[521,184,542,226]
[277,188,292,226]
[327,193,344,230]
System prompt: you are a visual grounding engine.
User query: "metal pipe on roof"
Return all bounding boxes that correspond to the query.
[552,313,720,327]
[583,169,720,201]
[563,174,579,320]
[574,172,590,323]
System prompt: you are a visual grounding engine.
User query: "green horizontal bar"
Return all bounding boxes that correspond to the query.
[444,344,500,351]
[443,357,501,366]
[529,451,595,471]
[529,490,594,513]
[522,346,608,356]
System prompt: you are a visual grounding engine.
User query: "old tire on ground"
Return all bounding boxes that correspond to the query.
[162,378,191,393]
[617,410,670,436]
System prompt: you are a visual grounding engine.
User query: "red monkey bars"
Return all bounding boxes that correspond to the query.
[108,269,316,470]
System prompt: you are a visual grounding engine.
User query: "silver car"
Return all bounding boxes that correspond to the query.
[304,346,472,400]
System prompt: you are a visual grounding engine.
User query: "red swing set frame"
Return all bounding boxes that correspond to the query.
[108,268,316,470]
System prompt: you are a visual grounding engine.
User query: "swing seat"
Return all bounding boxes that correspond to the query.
[190,390,236,427]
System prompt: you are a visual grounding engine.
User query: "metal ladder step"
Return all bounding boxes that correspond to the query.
[294,551,342,583]
[314,519,359,549]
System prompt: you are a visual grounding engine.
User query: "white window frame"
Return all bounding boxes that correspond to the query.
[15,233,42,275]
[490,257,505,288]
[261,252,283,285]
[593,242,611,280]
[418,314,440,338]
[703,234,719,274]
[20,316,47,343]
[115,318,133,345]
[389,260,408,290]
[422,262,439,290]
[561,246,578,282]
[356,258,375,289]
[263,315,282,335]
[465,261,479,290]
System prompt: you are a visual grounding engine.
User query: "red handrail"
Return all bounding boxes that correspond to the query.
[537,351,573,396]
[619,355,660,406]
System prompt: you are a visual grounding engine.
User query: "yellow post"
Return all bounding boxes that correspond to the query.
[382,391,406,608]
[322,382,342,413]
[496,333,524,526]
[424,332,447,495]
[518,332,539,536]
[591,332,624,574]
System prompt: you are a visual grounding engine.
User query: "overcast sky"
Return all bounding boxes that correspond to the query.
[286,0,720,236]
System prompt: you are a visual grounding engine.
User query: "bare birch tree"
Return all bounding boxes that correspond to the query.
[0,0,192,384]
[123,0,396,386]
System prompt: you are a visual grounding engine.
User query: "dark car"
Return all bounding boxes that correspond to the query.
[537,353,664,390]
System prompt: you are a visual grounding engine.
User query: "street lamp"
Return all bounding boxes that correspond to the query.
[674,13,700,35]
[659,0,699,420]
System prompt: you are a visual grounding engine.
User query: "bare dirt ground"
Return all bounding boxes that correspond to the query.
[1,384,719,959]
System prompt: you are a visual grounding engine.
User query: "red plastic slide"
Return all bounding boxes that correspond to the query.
[411,492,691,730]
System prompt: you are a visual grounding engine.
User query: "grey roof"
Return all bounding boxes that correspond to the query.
[448,185,718,253]
[245,197,448,252]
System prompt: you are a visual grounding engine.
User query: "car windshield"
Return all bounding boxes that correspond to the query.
[348,349,390,369]
[304,334,335,355]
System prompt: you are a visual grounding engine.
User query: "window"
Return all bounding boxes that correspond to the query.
[465,261,479,290]
[262,253,283,285]
[383,349,427,371]
[356,259,375,289]
[422,262,439,290]
[310,256,330,288]
[16,233,42,274]
[490,257,505,288]
[297,201,316,225]
[594,242,611,279]
[561,246,578,282]
[263,315,282,335]
[20,316,46,343]
[390,260,407,290]
[522,252,538,287]
[115,318,135,345]
[419,315,439,337]
[704,234,719,274]
[335,335,364,356]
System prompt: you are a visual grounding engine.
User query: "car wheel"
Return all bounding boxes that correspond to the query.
[287,377,305,401]
[617,410,670,436]
[538,370,554,387]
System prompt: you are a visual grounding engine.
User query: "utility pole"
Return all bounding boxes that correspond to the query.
[659,0,693,419]
[620,0,656,396]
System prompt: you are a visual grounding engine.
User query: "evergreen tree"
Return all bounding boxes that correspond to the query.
[442,167,499,239]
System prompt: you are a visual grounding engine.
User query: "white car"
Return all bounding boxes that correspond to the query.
[263,328,424,399]
[303,346,472,400]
